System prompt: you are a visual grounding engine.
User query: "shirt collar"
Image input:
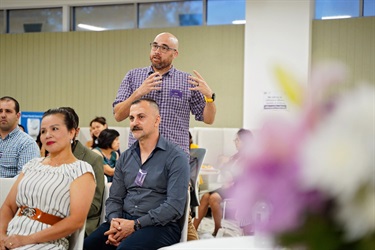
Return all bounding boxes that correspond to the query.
[147,66,175,76]
[131,133,168,156]
[0,126,20,140]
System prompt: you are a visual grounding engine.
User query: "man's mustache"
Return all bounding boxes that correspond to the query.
[131,126,142,131]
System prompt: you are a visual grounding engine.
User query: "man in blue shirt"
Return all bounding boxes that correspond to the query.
[0,96,40,178]
[84,98,189,250]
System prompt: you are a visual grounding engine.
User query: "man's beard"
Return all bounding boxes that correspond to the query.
[151,57,171,70]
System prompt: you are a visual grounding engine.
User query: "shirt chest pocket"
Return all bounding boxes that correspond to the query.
[166,88,190,111]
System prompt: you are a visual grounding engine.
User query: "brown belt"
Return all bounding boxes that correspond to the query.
[18,206,63,225]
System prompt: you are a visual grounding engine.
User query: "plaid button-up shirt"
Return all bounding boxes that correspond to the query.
[0,127,40,178]
[113,66,205,155]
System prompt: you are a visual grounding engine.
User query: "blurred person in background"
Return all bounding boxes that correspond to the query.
[193,129,253,236]
[86,116,108,149]
[17,124,25,132]
[92,128,120,183]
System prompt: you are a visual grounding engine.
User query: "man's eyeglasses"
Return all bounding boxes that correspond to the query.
[150,43,176,53]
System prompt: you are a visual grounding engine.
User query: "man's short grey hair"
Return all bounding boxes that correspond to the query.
[131,98,160,114]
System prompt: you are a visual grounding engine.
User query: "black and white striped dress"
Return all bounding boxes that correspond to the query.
[7,157,95,250]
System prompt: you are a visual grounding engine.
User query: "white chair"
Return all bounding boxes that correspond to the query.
[189,148,206,207]
[179,190,190,242]
[0,177,16,207]
[100,176,110,223]
[68,222,86,250]
[189,148,206,219]
[217,198,249,238]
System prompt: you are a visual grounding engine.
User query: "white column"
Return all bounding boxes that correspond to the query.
[243,0,314,129]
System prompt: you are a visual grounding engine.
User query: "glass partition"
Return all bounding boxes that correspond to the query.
[139,0,202,28]
[315,0,359,19]
[73,4,135,31]
[8,8,62,33]
[364,0,375,16]
[0,10,4,34]
[207,0,245,25]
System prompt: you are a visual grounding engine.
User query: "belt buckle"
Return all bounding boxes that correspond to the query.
[21,207,36,218]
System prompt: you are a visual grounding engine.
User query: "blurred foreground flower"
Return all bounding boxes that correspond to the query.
[234,62,375,250]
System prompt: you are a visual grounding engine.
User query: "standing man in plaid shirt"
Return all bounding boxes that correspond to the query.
[113,32,216,155]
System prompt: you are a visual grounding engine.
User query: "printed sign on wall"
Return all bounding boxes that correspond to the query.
[20,111,44,140]
[263,91,287,110]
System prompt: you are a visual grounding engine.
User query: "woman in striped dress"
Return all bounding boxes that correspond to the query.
[0,108,96,250]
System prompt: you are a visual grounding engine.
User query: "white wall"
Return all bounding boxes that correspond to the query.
[243,0,314,129]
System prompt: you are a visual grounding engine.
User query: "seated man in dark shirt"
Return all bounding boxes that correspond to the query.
[84,98,189,250]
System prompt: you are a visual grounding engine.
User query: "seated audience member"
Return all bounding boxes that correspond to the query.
[189,131,198,149]
[86,116,108,148]
[36,131,48,157]
[193,128,253,236]
[60,107,105,237]
[92,128,120,183]
[18,124,25,132]
[84,98,189,250]
[0,96,40,178]
[0,108,96,249]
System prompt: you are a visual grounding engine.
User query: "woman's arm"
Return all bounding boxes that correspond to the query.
[93,149,115,177]
[103,152,119,177]
[0,174,24,238]
[104,164,115,177]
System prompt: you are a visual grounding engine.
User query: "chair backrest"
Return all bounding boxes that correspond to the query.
[100,176,110,224]
[189,148,206,207]
[179,190,190,242]
[0,177,16,207]
[68,222,86,250]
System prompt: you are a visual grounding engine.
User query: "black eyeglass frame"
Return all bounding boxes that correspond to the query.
[150,43,176,53]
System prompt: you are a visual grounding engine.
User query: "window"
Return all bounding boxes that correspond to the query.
[0,10,4,34]
[364,0,375,16]
[315,0,360,19]
[1,1,247,33]
[3,0,372,34]
[8,8,62,33]
[139,0,203,28]
[207,0,245,25]
[73,4,135,31]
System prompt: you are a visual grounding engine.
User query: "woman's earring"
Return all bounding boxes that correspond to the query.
[71,139,74,144]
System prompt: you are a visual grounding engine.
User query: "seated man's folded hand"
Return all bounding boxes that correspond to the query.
[105,218,135,246]
[105,218,122,246]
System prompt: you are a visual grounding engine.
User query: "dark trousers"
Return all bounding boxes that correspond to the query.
[84,221,181,250]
